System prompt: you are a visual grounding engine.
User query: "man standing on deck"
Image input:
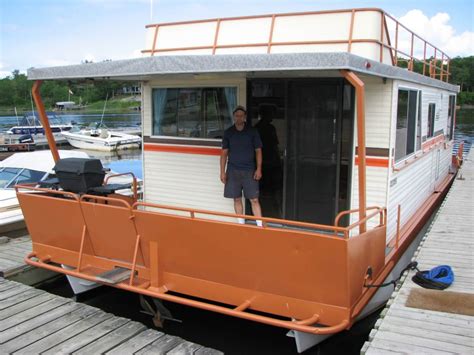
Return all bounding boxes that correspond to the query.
[220,105,263,226]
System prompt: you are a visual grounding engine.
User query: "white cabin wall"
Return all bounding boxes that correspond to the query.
[385,80,455,239]
[350,76,393,229]
[142,76,246,215]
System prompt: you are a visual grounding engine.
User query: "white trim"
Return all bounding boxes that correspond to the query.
[393,87,423,165]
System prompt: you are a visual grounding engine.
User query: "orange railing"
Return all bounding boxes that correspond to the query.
[143,8,451,82]
[16,184,384,240]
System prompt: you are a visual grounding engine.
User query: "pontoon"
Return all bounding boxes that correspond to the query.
[18,8,460,352]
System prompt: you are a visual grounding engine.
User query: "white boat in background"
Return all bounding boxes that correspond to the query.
[7,111,72,136]
[61,122,141,152]
[0,150,88,233]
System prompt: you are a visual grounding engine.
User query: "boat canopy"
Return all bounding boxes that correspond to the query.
[20,111,67,126]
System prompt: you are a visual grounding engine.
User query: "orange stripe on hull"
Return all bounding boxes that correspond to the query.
[355,157,389,168]
[144,143,221,156]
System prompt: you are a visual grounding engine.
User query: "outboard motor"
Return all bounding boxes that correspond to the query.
[18,134,34,143]
[53,158,105,193]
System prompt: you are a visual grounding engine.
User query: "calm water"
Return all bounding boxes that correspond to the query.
[0,113,143,178]
[0,112,141,132]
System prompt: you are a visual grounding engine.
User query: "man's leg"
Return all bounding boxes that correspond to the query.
[249,198,262,217]
[233,198,244,215]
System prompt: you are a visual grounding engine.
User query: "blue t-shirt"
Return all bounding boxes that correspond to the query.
[222,125,262,171]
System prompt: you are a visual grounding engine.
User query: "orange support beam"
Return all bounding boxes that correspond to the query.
[340,70,367,233]
[32,80,60,162]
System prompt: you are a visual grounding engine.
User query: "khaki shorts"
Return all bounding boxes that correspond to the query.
[224,169,259,199]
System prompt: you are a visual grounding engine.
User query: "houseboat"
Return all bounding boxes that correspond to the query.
[18,8,459,352]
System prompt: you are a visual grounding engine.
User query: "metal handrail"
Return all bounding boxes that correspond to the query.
[79,194,132,209]
[104,172,139,201]
[334,206,385,232]
[142,8,451,82]
[14,183,79,201]
[133,201,347,235]
[25,252,350,335]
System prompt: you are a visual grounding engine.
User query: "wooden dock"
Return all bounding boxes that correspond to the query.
[361,150,474,354]
[0,277,222,354]
[0,236,58,285]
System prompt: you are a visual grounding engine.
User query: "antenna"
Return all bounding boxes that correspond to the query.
[14,107,20,125]
[100,93,109,126]
[29,91,36,126]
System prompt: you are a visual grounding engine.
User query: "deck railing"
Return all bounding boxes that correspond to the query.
[143,8,451,82]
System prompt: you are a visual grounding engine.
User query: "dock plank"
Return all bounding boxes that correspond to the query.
[0,292,55,321]
[73,321,147,354]
[0,306,99,353]
[135,334,185,355]
[0,278,217,355]
[15,310,114,354]
[42,317,131,354]
[105,329,165,354]
[167,340,203,354]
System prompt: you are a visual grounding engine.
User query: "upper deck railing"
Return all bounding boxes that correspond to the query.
[142,8,450,82]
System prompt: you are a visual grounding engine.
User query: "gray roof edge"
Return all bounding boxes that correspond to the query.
[27,52,459,92]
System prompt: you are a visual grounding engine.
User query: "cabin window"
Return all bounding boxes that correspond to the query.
[447,95,456,140]
[395,89,420,162]
[416,91,422,151]
[152,87,237,139]
[427,103,436,138]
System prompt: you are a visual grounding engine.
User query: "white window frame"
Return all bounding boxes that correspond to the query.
[150,83,241,143]
[394,87,422,164]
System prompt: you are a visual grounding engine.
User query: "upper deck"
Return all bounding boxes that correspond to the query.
[143,8,451,83]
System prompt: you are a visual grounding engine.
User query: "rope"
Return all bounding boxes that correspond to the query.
[364,262,419,289]
[364,262,454,290]
[412,265,454,290]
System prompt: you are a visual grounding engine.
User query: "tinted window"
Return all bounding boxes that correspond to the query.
[427,103,436,138]
[152,87,236,139]
[395,89,420,162]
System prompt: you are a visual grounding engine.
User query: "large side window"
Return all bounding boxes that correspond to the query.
[395,89,419,162]
[447,95,456,140]
[427,103,436,138]
[152,87,237,139]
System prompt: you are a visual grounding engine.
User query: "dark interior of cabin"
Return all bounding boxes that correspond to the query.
[246,78,354,226]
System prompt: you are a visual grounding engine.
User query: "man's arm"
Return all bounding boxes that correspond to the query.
[254,148,262,180]
[220,149,228,183]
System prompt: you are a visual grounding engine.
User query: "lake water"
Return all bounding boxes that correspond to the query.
[0,112,141,132]
[0,113,143,178]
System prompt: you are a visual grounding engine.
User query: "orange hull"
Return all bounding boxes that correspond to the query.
[17,185,389,334]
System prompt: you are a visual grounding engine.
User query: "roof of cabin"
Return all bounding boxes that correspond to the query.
[27,52,459,92]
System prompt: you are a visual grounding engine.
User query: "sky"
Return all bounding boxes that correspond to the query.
[0,0,473,78]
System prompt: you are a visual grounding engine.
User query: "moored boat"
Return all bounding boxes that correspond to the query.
[19,8,460,352]
[0,150,88,233]
[6,111,72,136]
[61,122,141,151]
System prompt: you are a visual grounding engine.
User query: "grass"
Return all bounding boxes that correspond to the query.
[0,96,140,116]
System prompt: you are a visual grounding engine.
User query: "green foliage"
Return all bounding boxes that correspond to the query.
[449,56,473,92]
[0,71,139,114]
[458,91,474,105]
